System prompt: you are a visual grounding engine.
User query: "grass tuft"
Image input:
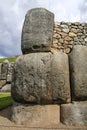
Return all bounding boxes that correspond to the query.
[0,55,18,63]
[0,93,13,110]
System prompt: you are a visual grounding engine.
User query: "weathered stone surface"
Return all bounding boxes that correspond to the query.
[0,80,6,89]
[69,45,87,100]
[62,28,69,33]
[0,84,11,92]
[11,53,52,104]
[21,8,54,54]
[11,102,60,126]
[1,60,9,80]
[51,51,71,104]
[69,32,77,37]
[64,36,72,41]
[6,62,14,83]
[11,52,70,104]
[61,101,87,126]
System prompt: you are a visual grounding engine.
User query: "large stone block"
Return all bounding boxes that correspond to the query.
[6,62,14,83]
[61,101,87,126]
[11,52,70,104]
[21,8,54,54]
[1,60,9,80]
[69,45,87,100]
[11,102,60,126]
[51,51,71,103]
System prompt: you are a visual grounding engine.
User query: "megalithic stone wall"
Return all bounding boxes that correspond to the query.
[11,8,87,126]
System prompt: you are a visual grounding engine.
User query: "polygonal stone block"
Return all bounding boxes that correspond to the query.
[21,8,54,54]
[11,102,60,126]
[11,52,70,104]
[51,51,71,103]
[1,60,9,80]
[61,101,87,126]
[69,45,87,101]
[6,62,14,83]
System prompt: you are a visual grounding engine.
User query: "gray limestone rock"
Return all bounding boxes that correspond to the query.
[11,102,60,126]
[51,51,71,103]
[0,80,6,89]
[61,101,87,126]
[0,84,11,92]
[21,8,54,54]
[6,62,14,83]
[69,45,87,101]
[11,53,52,104]
[1,60,9,80]
[11,52,70,104]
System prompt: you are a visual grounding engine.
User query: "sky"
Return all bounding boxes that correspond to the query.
[0,0,87,57]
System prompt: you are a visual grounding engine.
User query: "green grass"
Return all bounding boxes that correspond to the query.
[0,93,13,110]
[0,55,18,63]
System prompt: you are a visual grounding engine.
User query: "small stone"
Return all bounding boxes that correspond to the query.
[64,36,72,41]
[81,42,86,45]
[64,41,69,45]
[64,48,71,54]
[67,22,71,26]
[67,45,73,49]
[54,27,61,32]
[55,22,61,26]
[72,25,78,29]
[74,37,79,42]
[62,28,69,33]
[79,25,83,29]
[52,43,58,48]
[58,31,67,38]
[70,28,77,33]
[81,35,85,39]
[58,39,64,44]
[82,23,86,26]
[53,39,58,44]
[61,24,68,28]
[77,33,83,36]
[69,41,74,45]
[53,33,61,39]
[69,32,77,37]
[77,29,82,33]
[73,22,80,26]
[84,37,87,42]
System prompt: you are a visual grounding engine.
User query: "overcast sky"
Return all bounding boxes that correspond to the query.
[0,0,87,57]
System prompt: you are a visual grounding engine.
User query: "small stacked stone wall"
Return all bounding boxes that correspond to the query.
[52,22,87,53]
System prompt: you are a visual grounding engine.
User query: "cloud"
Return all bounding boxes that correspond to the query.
[0,0,87,57]
[79,0,87,22]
